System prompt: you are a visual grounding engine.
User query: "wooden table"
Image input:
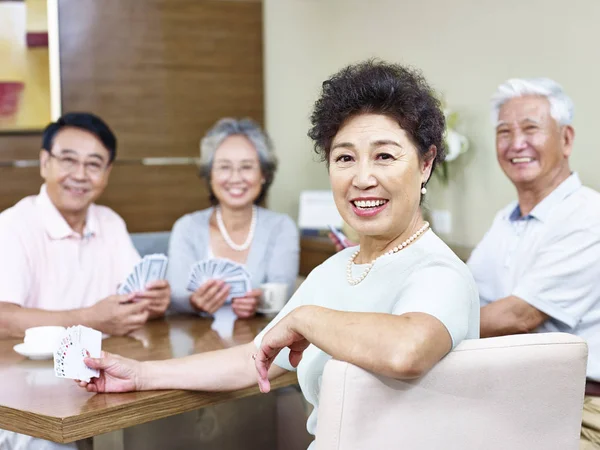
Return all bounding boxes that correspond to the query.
[0,315,298,444]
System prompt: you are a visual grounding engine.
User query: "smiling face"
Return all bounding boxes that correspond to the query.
[328,114,434,241]
[496,95,573,191]
[210,135,265,209]
[40,126,112,217]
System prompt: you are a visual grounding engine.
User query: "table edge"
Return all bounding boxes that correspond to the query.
[1,371,299,443]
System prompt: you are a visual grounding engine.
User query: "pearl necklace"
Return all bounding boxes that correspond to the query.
[346,222,430,286]
[216,205,257,251]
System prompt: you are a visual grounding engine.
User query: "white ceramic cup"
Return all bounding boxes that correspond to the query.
[258,283,289,314]
[24,326,65,352]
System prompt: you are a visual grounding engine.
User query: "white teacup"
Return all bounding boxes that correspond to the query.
[258,283,289,314]
[24,326,65,352]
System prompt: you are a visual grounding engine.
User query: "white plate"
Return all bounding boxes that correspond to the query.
[13,343,54,360]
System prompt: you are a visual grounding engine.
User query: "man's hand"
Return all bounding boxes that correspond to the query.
[480,295,549,338]
[87,294,150,336]
[190,279,230,314]
[135,280,171,319]
[232,288,262,319]
[254,310,310,393]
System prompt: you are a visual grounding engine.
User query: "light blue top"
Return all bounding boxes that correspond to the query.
[167,206,300,314]
[468,172,600,380]
[254,230,480,447]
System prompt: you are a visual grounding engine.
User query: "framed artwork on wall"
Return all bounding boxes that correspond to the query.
[0,0,61,132]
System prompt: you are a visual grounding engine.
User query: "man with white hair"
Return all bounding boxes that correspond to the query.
[467,78,600,448]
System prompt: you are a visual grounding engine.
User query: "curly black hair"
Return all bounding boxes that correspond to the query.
[308,59,446,181]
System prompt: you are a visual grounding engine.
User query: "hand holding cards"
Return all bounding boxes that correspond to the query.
[188,258,251,301]
[54,325,102,382]
[118,254,168,295]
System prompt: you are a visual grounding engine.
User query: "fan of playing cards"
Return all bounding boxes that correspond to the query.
[118,253,168,295]
[54,326,102,382]
[187,258,252,301]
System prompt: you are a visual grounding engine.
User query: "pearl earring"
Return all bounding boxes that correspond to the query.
[421,185,427,195]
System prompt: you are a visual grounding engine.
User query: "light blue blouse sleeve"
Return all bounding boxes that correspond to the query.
[167,214,202,314]
[392,257,479,348]
[264,214,300,299]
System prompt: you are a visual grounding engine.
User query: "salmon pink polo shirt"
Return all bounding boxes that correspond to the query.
[0,185,140,311]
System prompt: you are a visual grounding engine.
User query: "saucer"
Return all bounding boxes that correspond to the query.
[13,343,54,360]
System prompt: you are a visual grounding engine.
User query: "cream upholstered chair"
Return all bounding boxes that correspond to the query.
[315,333,587,450]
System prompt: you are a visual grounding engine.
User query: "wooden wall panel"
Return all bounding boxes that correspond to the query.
[0,165,212,232]
[0,133,41,162]
[0,167,42,211]
[100,165,212,232]
[58,0,264,160]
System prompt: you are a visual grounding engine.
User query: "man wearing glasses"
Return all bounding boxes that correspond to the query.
[0,113,171,343]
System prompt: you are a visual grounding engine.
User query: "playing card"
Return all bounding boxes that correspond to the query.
[187,262,201,292]
[127,273,137,289]
[134,263,142,287]
[54,325,102,382]
[219,260,235,275]
[186,258,251,302]
[118,254,168,294]
[54,342,81,378]
[142,257,150,282]
[225,278,251,297]
[79,326,102,381]
[225,266,249,279]
[146,256,167,285]
[54,328,80,379]
[207,260,219,277]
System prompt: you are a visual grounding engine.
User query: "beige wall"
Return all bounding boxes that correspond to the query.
[264,0,600,248]
[263,0,334,220]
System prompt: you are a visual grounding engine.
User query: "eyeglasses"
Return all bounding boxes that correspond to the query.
[213,163,260,180]
[48,153,109,176]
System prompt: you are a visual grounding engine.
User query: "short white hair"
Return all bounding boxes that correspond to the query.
[491,78,574,126]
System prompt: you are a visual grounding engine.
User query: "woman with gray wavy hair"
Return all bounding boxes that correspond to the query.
[167,118,299,319]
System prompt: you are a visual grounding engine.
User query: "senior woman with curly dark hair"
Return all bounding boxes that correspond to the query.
[77,60,480,449]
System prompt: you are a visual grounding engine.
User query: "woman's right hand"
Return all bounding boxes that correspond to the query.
[189,279,231,314]
[76,351,141,393]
